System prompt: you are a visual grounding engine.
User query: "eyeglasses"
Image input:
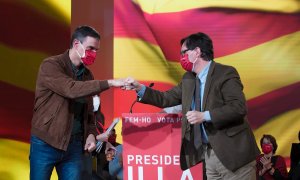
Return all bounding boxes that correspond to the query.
[180,49,190,55]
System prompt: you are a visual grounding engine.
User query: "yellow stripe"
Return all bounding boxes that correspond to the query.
[0,43,48,91]
[114,31,300,100]
[114,38,185,84]
[133,0,300,14]
[0,139,29,180]
[46,0,71,22]
[0,138,58,179]
[218,31,300,99]
[20,0,71,24]
[254,109,300,157]
[115,119,123,144]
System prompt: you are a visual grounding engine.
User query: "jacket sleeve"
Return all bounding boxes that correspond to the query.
[39,60,109,99]
[139,83,182,108]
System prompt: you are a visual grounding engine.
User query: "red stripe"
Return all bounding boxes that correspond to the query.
[0,81,34,142]
[114,0,158,44]
[0,1,70,55]
[115,0,300,61]
[248,82,300,129]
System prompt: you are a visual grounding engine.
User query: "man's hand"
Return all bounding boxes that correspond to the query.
[105,142,116,161]
[84,134,96,152]
[186,111,205,124]
[124,77,142,91]
[96,132,109,142]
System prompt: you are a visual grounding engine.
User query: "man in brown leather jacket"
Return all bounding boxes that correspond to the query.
[29,25,124,180]
[125,32,260,180]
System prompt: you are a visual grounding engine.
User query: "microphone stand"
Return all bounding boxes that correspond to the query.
[129,98,138,113]
[129,83,154,113]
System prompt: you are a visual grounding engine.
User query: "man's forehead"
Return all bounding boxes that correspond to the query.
[82,36,99,44]
[83,37,100,50]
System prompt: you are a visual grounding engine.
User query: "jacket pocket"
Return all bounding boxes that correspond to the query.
[43,102,62,125]
[225,123,247,137]
[43,114,54,125]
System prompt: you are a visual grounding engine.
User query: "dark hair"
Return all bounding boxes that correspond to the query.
[260,134,278,154]
[180,32,214,61]
[70,25,100,48]
[298,131,300,141]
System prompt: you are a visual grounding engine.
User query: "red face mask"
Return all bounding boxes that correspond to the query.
[76,43,97,66]
[180,54,193,72]
[81,49,96,66]
[262,144,273,154]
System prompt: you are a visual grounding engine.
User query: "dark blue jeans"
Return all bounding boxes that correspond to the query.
[29,135,82,180]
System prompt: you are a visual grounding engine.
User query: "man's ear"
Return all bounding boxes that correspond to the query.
[73,39,80,47]
[195,47,201,57]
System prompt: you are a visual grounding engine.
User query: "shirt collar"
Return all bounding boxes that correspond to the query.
[71,63,85,77]
[197,60,212,83]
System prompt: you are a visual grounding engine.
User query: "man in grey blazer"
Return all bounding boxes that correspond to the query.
[125,32,260,179]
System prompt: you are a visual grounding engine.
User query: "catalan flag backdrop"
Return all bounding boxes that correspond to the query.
[0,0,299,179]
[0,0,70,179]
[113,0,300,172]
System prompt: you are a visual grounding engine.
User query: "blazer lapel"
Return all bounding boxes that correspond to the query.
[202,61,215,110]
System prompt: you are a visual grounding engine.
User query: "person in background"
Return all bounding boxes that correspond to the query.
[94,111,119,180]
[29,25,125,180]
[82,95,109,179]
[108,144,123,180]
[102,128,123,180]
[99,129,121,179]
[289,131,300,180]
[256,134,288,180]
[107,129,120,147]
[125,32,259,179]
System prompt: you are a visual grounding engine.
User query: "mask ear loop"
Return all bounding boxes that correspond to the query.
[191,57,198,72]
[79,43,86,57]
[75,42,86,58]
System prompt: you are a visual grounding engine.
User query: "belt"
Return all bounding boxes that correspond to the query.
[69,133,83,143]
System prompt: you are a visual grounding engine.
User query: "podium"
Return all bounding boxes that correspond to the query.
[122,113,203,180]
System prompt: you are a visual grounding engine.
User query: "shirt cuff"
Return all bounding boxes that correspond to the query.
[137,85,146,100]
[204,111,211,122]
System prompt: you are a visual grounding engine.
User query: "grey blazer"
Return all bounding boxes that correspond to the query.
[140,61,260,171]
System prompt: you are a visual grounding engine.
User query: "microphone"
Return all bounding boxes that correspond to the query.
[149,82,154,88]
[129,83,154,113]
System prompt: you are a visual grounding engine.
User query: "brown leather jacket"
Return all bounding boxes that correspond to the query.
[31,51,109,151]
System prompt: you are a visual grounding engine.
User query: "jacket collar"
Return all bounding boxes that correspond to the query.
[62,50,91,80]
[202,61,215,110]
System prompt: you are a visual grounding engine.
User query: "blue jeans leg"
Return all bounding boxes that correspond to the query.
[56,140,82,180]
[29,135,61,180]
[29,135,83,180]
